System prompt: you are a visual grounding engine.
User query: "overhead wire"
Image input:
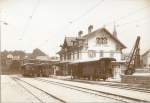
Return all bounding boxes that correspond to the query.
[18,0,40,40]
[118,18,150,34]
[69,0,104,24]
[116,14,150,28]
[66,0,150,37]
[24,0,150,51]
[37,0,105,48]
[105,4,150,26]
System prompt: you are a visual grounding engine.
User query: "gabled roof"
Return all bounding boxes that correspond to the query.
[63,37,77,47]
[83,27,126,48]
[57,37,77,54]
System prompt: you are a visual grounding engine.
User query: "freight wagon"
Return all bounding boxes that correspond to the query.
[70,58,116,81]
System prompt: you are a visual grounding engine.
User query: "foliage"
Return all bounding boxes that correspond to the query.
[30,48,47,59]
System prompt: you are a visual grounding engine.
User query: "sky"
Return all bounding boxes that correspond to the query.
[0,0,150,56]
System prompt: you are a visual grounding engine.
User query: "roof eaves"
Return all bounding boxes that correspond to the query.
[101,28,126,48]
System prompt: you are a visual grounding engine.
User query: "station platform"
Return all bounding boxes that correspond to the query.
[121,68,150,86]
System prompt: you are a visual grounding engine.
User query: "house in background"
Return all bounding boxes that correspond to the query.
[6,54,14,65]
[36,56,51,61]
[57,25,126,79]
[142,49,150,68]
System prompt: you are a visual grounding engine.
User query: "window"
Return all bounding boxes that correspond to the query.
[62,55,64,61]
[84,40,88,49]
[96,37,100,44]
[64,54,66,60]
[60,55,63,61]
[110,51,114,58]
[100,38,103,44]
[100,50,104,57]
[103,37,107,44]
[88,50,96,58]
[121,54,125,60]
[79,52,82,59]
[116,44,120,51]
[71,52,74,60]
[96,37,107,45]
[67,52,71,60]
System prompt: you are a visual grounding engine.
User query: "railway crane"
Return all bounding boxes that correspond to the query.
[124,36,140,75]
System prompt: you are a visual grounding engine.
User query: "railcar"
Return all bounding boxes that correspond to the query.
[21,63,35,77]
[71,58,116,81]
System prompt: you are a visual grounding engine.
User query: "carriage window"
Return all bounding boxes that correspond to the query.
[88,50,96,58]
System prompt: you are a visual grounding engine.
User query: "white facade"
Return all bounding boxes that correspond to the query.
[58,27,126,78]
[79,31,123,62]
[142,49,150,68]
[59,28,125,63]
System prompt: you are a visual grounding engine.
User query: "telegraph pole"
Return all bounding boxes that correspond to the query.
[0,10,2,103]
[0,11,8,103]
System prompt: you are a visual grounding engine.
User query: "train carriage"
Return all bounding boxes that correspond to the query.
[71,58,116,81]
[21,59,51,77]
[21,63,35,77]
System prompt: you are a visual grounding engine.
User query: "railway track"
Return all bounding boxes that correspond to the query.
[34,78,147,103]
[66,79,150,93]
[12,77,66,103]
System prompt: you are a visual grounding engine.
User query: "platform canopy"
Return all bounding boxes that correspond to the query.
[69,57,116,64]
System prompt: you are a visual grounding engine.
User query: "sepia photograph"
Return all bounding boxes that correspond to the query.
[0,0,150,102]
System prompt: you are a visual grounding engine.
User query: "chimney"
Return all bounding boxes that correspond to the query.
[88,25,93,33]
[78,30,83,38]
[113,24,117,38]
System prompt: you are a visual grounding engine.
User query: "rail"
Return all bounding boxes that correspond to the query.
[12,77,66,103]
[34,78,147,103]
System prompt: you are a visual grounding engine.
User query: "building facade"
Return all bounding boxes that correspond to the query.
[142,49,150,68]
[57,25,126,79]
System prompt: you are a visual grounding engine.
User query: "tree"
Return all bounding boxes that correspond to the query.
[12,50,26,59]
[30,48,47,59]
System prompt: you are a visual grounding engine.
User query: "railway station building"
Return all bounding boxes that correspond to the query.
[57,25,126,79]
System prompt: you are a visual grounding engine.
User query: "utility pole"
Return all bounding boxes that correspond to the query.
[0,19,8,75]
[0,10,8,103]
[0,10,2,103]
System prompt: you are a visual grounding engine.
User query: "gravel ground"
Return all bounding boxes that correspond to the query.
[1,75,41,103]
